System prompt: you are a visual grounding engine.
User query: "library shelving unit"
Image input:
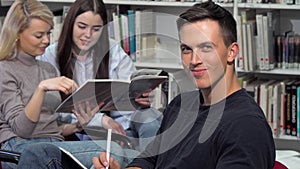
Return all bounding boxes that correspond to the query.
[22,0,300,151]
[235,2,300,152]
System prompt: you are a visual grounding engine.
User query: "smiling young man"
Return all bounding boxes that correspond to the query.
[92,1,275,169]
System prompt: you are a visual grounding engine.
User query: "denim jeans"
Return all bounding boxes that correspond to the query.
[16,142,140,169]
[129,107,162,152]
[1,137,60,169]
[2,137,138,169]
[75,108,162,152]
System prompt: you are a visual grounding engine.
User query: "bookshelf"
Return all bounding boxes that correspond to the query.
[234,1,300,152]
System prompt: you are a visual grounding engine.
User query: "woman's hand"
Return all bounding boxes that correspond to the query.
[134,90,153,107]
[38,76,78,94]
[102,115,126,136]
[73,101,104,127]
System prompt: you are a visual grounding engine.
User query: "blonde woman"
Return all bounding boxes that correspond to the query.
[0,0,121,168]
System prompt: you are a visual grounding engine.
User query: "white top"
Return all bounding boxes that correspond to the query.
[37,39,136,129]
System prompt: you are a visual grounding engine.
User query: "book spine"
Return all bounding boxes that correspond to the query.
[236,15,244,70]
[291,81,298,136]
[268,84,274,129]
[242,23,249,71]
[118,14,124,50]
[294,36,300,69]
[275,36,283,68]
[267,12,275,69]
[282,36,287,69]
[259,83,269,118]
[112,12,121,45]
[297,86,300,138]
[246,23,255,71]
[128,10,136,61]
[273,83,281,137]
[121,14,129,55]
[288,36,295,69]
[135,10,141,62]
[262,16,270,70]
[285,34,290,69]
[256,14,264,70]
[285,81,293,135]
[280,82,287,136]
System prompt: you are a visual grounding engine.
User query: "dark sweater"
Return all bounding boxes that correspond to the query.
[127,89,275,169]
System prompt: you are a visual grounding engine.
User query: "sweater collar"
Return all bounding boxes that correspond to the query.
[17,51,38,66]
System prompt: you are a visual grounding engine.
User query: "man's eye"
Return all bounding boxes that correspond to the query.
[181,46,192,54]
[201,45,213,52]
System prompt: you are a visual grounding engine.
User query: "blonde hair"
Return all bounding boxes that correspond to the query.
[0,0,54,60]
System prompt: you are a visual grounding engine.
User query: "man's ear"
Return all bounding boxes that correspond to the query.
[227,42,239,64]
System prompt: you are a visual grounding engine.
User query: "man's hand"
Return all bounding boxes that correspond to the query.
[102,115,126,136]
[92,152,121,169]
[92,152,141,169]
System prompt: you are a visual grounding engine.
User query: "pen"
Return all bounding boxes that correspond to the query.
[106,129,112,169]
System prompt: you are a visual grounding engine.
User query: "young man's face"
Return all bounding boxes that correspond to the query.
[179,19,230,90]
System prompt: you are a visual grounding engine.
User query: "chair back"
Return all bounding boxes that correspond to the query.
[273,161,288,169]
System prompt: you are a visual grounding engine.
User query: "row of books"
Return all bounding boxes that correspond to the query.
[238,10,294,71]
[239,0,300,4]
[236,9,300,72]
[0,6,158,63]
[236,10,276,71]
[274,34,300,69]
[239,74,300,138]
[238,0,300,4]
[110,9,158,62]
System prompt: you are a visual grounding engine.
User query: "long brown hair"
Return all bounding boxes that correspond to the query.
[57,0,110,100]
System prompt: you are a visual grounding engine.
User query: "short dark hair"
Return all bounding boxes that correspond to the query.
[177,1,237,47]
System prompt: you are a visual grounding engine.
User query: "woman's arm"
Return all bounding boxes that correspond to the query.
[25,76,77,122]
[59,122,82,136]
